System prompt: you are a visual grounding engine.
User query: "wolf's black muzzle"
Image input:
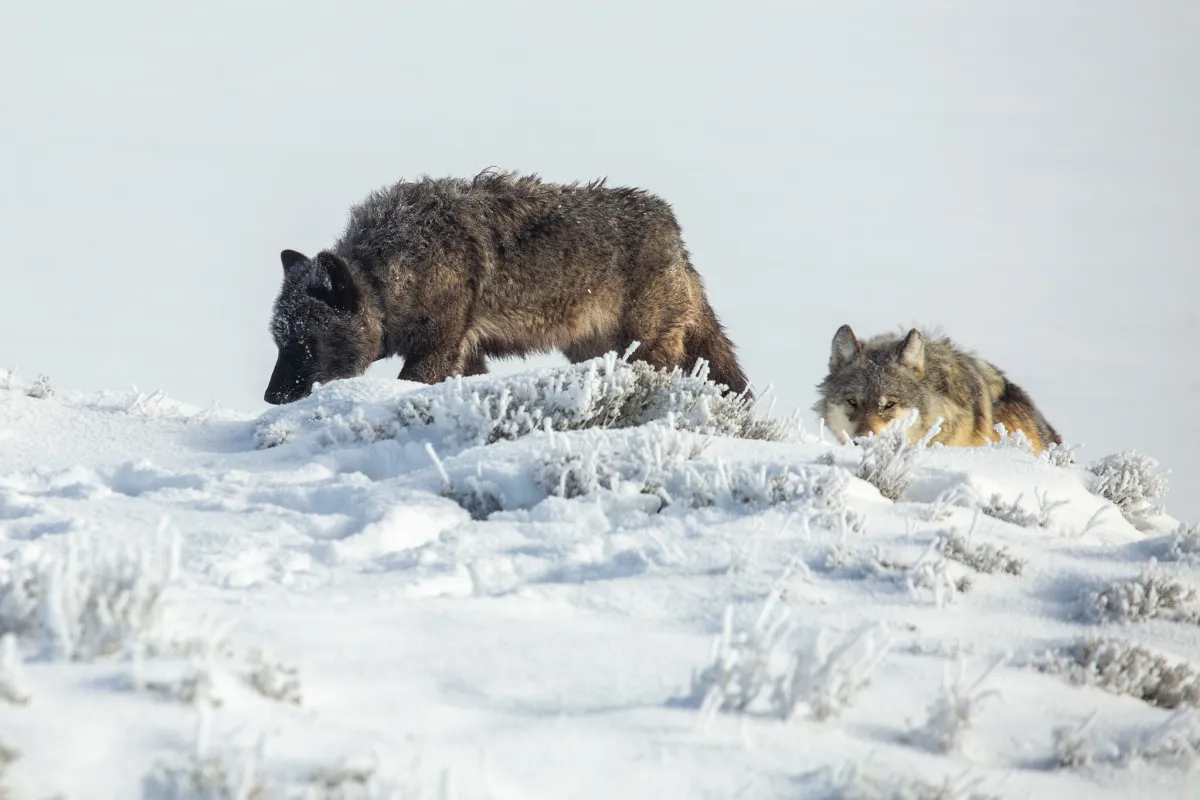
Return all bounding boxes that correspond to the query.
[264,352,311,405]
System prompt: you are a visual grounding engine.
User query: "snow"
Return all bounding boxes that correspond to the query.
[2,365,1199,798]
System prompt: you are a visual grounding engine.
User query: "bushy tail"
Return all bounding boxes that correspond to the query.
[685,298,750,397]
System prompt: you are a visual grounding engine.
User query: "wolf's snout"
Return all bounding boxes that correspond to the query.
[264,355,308,405]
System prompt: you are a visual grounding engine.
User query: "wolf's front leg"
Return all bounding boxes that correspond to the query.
[460,351,488,377]
[398,336,480,385]
[397,351,460,384]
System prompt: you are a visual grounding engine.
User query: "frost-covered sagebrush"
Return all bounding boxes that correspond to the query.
[908,656,1004,755]
[1038,638,1200,709]
[533,422,706,501]
[1052,713,1117,770]
[854,411,940,501]
[823,542,970,602]
[1087,450,1170,526]
[1167,522,1200,563]
[819,762,1000,800]
[26,373,54,399]
[687,594,890,722]
[256,352,790,452]
[0,526,179,660]
[688,602,787,716]
[1116,709,1200,770]
[244,648,302,706]
[935,532,1026,576]
[976,489,1065,529]
[1083,567,1198,624]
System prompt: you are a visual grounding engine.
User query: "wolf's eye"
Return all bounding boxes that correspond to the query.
[883,400,897,410]
[846,398,858,409]
[296,339,306,347]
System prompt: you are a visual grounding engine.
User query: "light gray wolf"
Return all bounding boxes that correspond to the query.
[265,169,748,404]
[813,324,1062,453]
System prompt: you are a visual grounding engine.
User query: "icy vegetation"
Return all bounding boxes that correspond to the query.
[254,352,792,452]
[0,367,1197,799]
[1038,638,1200,710]
[1087,451,1171,529]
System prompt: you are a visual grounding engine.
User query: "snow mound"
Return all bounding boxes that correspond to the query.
[254,352,792,454]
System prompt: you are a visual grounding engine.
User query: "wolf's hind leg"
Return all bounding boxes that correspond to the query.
[562,335,618,364]
[626,326,687,372]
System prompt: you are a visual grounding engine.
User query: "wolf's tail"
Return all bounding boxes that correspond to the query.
[684,296,750,398]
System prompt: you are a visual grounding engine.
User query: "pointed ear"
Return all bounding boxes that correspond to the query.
[315,252,361,314]
[829,324,860,370]
[899,328,924,372]
[280,249,308,273]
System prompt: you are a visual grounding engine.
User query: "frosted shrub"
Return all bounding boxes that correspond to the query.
[689,602,791,715]
[854,412,940,501]
[256,351,790,451]
[244,649,302,706]
[1040,441,1078,468]
[526,425,861,528]
[144,742,266,800]
[26,373,54,399]
[0,635,30,705]
[907,555,967,606]
[935,532,1026,576]
[1083,566,1198,624]
[533,423,705,501]
[824,542,969,601]
[1167,522,1200,562]
[1038,638,1200,709]
[822,762,1000,800]
[823,544,909,577]
[1052,713,1117,770]
[771,624,892,721]
[987,423,1035,454]
[909,656,1004,755]
[687,594,889,722]
[1087,450,1169,526]
[1118,710,1200,769]
[0,526,179,660]
[673,460,854,514]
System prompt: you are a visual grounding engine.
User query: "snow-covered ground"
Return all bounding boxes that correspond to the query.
[2,363,1199,799]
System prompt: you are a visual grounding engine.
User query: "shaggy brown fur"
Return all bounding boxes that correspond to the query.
[265,169,748,404]
[813,325,1062,453]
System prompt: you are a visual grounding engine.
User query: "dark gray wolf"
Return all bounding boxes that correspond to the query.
[264,169,749,404]
[813,325,1062,453]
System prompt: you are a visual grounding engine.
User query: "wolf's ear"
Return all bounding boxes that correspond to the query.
[315,252,361,314]
[280,249,308,273]
[830,325,860,370]
[899,329,925,373]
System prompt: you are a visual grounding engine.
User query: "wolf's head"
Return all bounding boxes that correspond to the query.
[813,324,933,441]
[264,249,377,405]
